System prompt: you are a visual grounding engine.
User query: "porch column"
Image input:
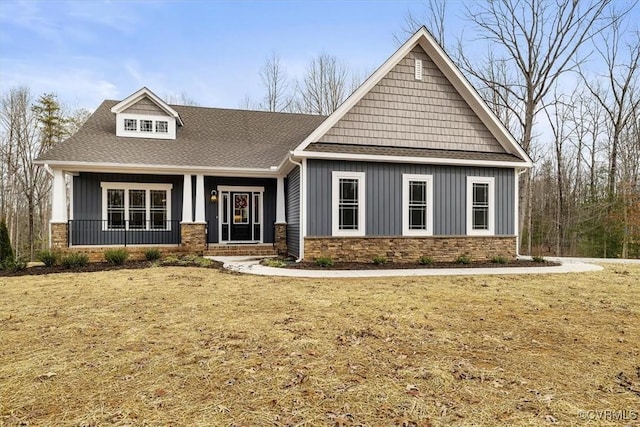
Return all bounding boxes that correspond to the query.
[194,174,205,223]
[50,168,69,249]
[180,173,206,253]
[51,169,67,222]
[275,176,286,224]
[275,176,288,256]
[181,174,193,223]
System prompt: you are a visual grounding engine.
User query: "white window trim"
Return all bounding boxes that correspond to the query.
[116,113,176,140]
[101,182,173,231]
[466,176,495,236]
[402,174,433,236]
[331,171,366,237]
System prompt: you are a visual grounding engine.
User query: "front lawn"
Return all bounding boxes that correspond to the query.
[1,265,638,426]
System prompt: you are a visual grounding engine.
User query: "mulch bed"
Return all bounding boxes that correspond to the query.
[284,259,560,270]
[0,259,224,277]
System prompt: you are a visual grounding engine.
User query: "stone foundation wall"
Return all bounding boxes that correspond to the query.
[304,235,517,263]
[180,222,206,254]
[50,222,69,250]
[274,223,287,256]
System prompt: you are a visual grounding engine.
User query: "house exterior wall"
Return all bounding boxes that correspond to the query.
[317,45,505,153]
[71,172,183,245]
[122,97,170,116]
[204,176,277,244]
[286,167,301,258]
[306,159,515,236]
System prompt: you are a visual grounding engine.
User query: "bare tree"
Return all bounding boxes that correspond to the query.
[294,54,350,115]
[259,52,291,112]
[0,87,50,259]
[456,0,625,254]
[581,22,640,198]
[164,92,199,106]
[396,0,447,47]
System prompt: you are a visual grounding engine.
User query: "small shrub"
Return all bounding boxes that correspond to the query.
[263,258,286,268]
[145,248,162,261]
[160,255,212,267]
[2,257,27,271]
[532,255,546,263]
[372,255,388,265]
[315,256,334,268]
[491,255,508,264]
[61,252,89,269]
[418,255,433,265]
[37,250,58,267]
[194,256,213,267]
[104,248,129,265]
[456,254,472,264]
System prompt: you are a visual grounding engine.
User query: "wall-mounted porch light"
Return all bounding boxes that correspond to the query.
[210,189,218,203]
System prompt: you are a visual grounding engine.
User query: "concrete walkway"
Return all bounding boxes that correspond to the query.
[207,255,625,278]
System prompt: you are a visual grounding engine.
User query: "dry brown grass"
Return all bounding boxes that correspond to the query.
[1,265,639,426]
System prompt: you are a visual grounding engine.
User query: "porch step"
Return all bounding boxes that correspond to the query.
[204,243,277,257]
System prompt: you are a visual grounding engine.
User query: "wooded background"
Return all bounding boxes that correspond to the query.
[1,0,638,260]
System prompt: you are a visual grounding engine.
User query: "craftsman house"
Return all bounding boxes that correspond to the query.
[37,27,532,262]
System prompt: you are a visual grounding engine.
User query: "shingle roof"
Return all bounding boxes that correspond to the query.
[38,101,327,169]
[305,142,524,163]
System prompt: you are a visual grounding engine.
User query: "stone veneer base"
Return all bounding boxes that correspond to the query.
[304,235,517,263]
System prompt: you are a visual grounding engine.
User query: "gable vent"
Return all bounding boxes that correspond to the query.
[415,59,423,80]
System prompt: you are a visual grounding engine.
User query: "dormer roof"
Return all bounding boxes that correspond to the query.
[110,87,184,126]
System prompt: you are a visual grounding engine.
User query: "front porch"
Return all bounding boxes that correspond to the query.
[49,170,289,258]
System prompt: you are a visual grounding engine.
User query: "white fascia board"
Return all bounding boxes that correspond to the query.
[110,87,183,125]
[37,160,282,177]
[292,150,531,169]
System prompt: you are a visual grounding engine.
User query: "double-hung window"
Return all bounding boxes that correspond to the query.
[402,174,433,236]
[101,183,172,231]
[332,171,365,236]
[466,177,494,235]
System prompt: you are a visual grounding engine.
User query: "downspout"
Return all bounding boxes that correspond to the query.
[515,168,527,258]
[287,155,304,262]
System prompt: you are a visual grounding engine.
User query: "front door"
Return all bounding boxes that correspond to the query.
[219,186,263,243]
[230,192,251,241]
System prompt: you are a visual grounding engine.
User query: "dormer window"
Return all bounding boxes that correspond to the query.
[124,119,137,131]
[111,87,183,140]
[156,121,168,133]
[117,115,176,139]
[140,119,153,132]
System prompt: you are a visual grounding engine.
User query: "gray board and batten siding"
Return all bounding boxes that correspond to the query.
[204,177,277,244]
[71,172,183,245]
[317,45,506,154]
[286,167,301,258]
[306,160,515,237]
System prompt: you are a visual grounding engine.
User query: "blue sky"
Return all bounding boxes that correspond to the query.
[0,1,430,110]
[0,0,638,113]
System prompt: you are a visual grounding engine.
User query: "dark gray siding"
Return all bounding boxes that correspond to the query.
[286,167,301,258]
[204,177,277,243]
[307,160,515,236]
[71,172,183,245]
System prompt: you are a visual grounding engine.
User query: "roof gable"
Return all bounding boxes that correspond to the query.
[110,87,184,126]
[294,27,532,166]
[317,44,505,153]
